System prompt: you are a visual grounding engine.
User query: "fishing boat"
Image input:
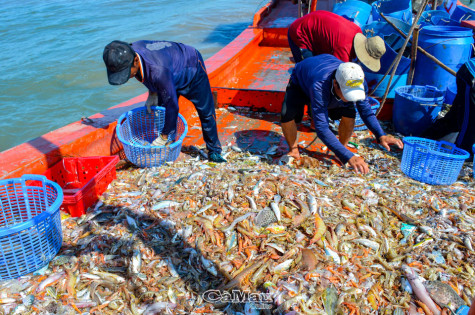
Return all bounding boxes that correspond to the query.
[1,0,350,180]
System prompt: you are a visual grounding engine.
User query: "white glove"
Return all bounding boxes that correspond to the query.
[152,134,168,146]
[145,92,158,114]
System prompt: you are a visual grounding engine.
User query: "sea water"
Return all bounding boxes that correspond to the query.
[0,0,263,151]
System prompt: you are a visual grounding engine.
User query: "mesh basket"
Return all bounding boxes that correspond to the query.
[401,137,469,185]
[334,97,380,131]
[0,175,63,280]
[116,106,188,168]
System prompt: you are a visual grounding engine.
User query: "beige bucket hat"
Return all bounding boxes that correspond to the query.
[354,33,386,72]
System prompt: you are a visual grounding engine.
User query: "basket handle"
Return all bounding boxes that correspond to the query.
[424,85,438,92]
[437,140,455,154]
[21,175,49,220]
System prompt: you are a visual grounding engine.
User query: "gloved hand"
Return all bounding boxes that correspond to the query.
[151,134,169,147]
[145,92,158,114]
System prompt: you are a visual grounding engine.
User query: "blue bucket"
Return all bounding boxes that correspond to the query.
[332,0,372,27]
[393,85,445,136]
[371,0,412,23]
[412,26,474,92]
[362,22,411,97]
[445,80,457,104]
[366,72,408,98]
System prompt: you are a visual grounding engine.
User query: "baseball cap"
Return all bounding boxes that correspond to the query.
[353,34,386,72]
[335,62,366,102]
[103,40,135,85]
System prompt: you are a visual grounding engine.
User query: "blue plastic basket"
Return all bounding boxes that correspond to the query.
[473,144,474,178]
[0,175,63,280]
[401,137,470,185]
[334,97,380,131]
[116,106,188,168]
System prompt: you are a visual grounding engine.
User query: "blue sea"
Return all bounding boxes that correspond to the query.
[0,0,263,151]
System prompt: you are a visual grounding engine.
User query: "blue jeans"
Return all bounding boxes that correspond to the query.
[176,52,222,154]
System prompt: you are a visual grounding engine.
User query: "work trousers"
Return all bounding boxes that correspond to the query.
[287,30,314,63]
[177,52,222,154]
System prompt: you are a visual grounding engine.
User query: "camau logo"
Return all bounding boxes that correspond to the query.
[202,290,273,309]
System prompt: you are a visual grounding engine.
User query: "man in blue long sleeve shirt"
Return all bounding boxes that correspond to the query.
[103,40,226,163]
[281,54,403,174]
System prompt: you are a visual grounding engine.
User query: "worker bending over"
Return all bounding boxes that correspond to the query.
[288,11,386,72]
[103,40,226,163]
[280,54,403,174]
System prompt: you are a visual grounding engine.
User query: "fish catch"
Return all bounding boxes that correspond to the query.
[1,134,473,314]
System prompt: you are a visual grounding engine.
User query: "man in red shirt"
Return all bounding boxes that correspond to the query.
[288,10,385,72]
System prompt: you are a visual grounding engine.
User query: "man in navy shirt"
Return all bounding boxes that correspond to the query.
[103,40,226,163]
[281,54,403,174]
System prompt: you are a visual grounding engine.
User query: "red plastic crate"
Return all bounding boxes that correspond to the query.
[42,156,119,217]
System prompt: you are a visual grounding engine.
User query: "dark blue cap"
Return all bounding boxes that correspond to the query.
[103,40,135,85]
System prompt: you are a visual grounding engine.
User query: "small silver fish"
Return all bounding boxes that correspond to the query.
[270,202,281,222]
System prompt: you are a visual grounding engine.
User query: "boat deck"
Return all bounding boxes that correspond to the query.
[180,107,352,164]
[259,0,298,29]
[216,46,293,91]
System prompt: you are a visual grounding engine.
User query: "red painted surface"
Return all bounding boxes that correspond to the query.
[461,20,475,31]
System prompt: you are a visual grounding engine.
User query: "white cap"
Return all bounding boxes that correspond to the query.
[335,62,366,102]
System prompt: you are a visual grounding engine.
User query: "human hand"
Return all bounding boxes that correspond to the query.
[151,134,169,147]
[379,135,403,152]
[348,155,369,174]
[145,92,158,114]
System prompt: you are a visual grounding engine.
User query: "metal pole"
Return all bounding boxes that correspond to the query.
[298,0,302,18]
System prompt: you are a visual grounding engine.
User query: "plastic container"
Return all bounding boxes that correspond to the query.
[335,97,380,130]
[117,106,188,168]
[366,72,408,99]
[445,80,457,105]
[371,0,412,23]
[332,0,372,27]
[412,26,474,93]
[0,175,63,280]
[418,10,451,26]
[473,144,475,178]
[363,17,411,52]
[401,137,469,185]
[451,5,475,22]
[362,19,411,98]
[42,156,119,217]
[393,85,445,136]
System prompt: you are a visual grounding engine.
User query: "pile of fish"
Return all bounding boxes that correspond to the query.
[0,132,474,315]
